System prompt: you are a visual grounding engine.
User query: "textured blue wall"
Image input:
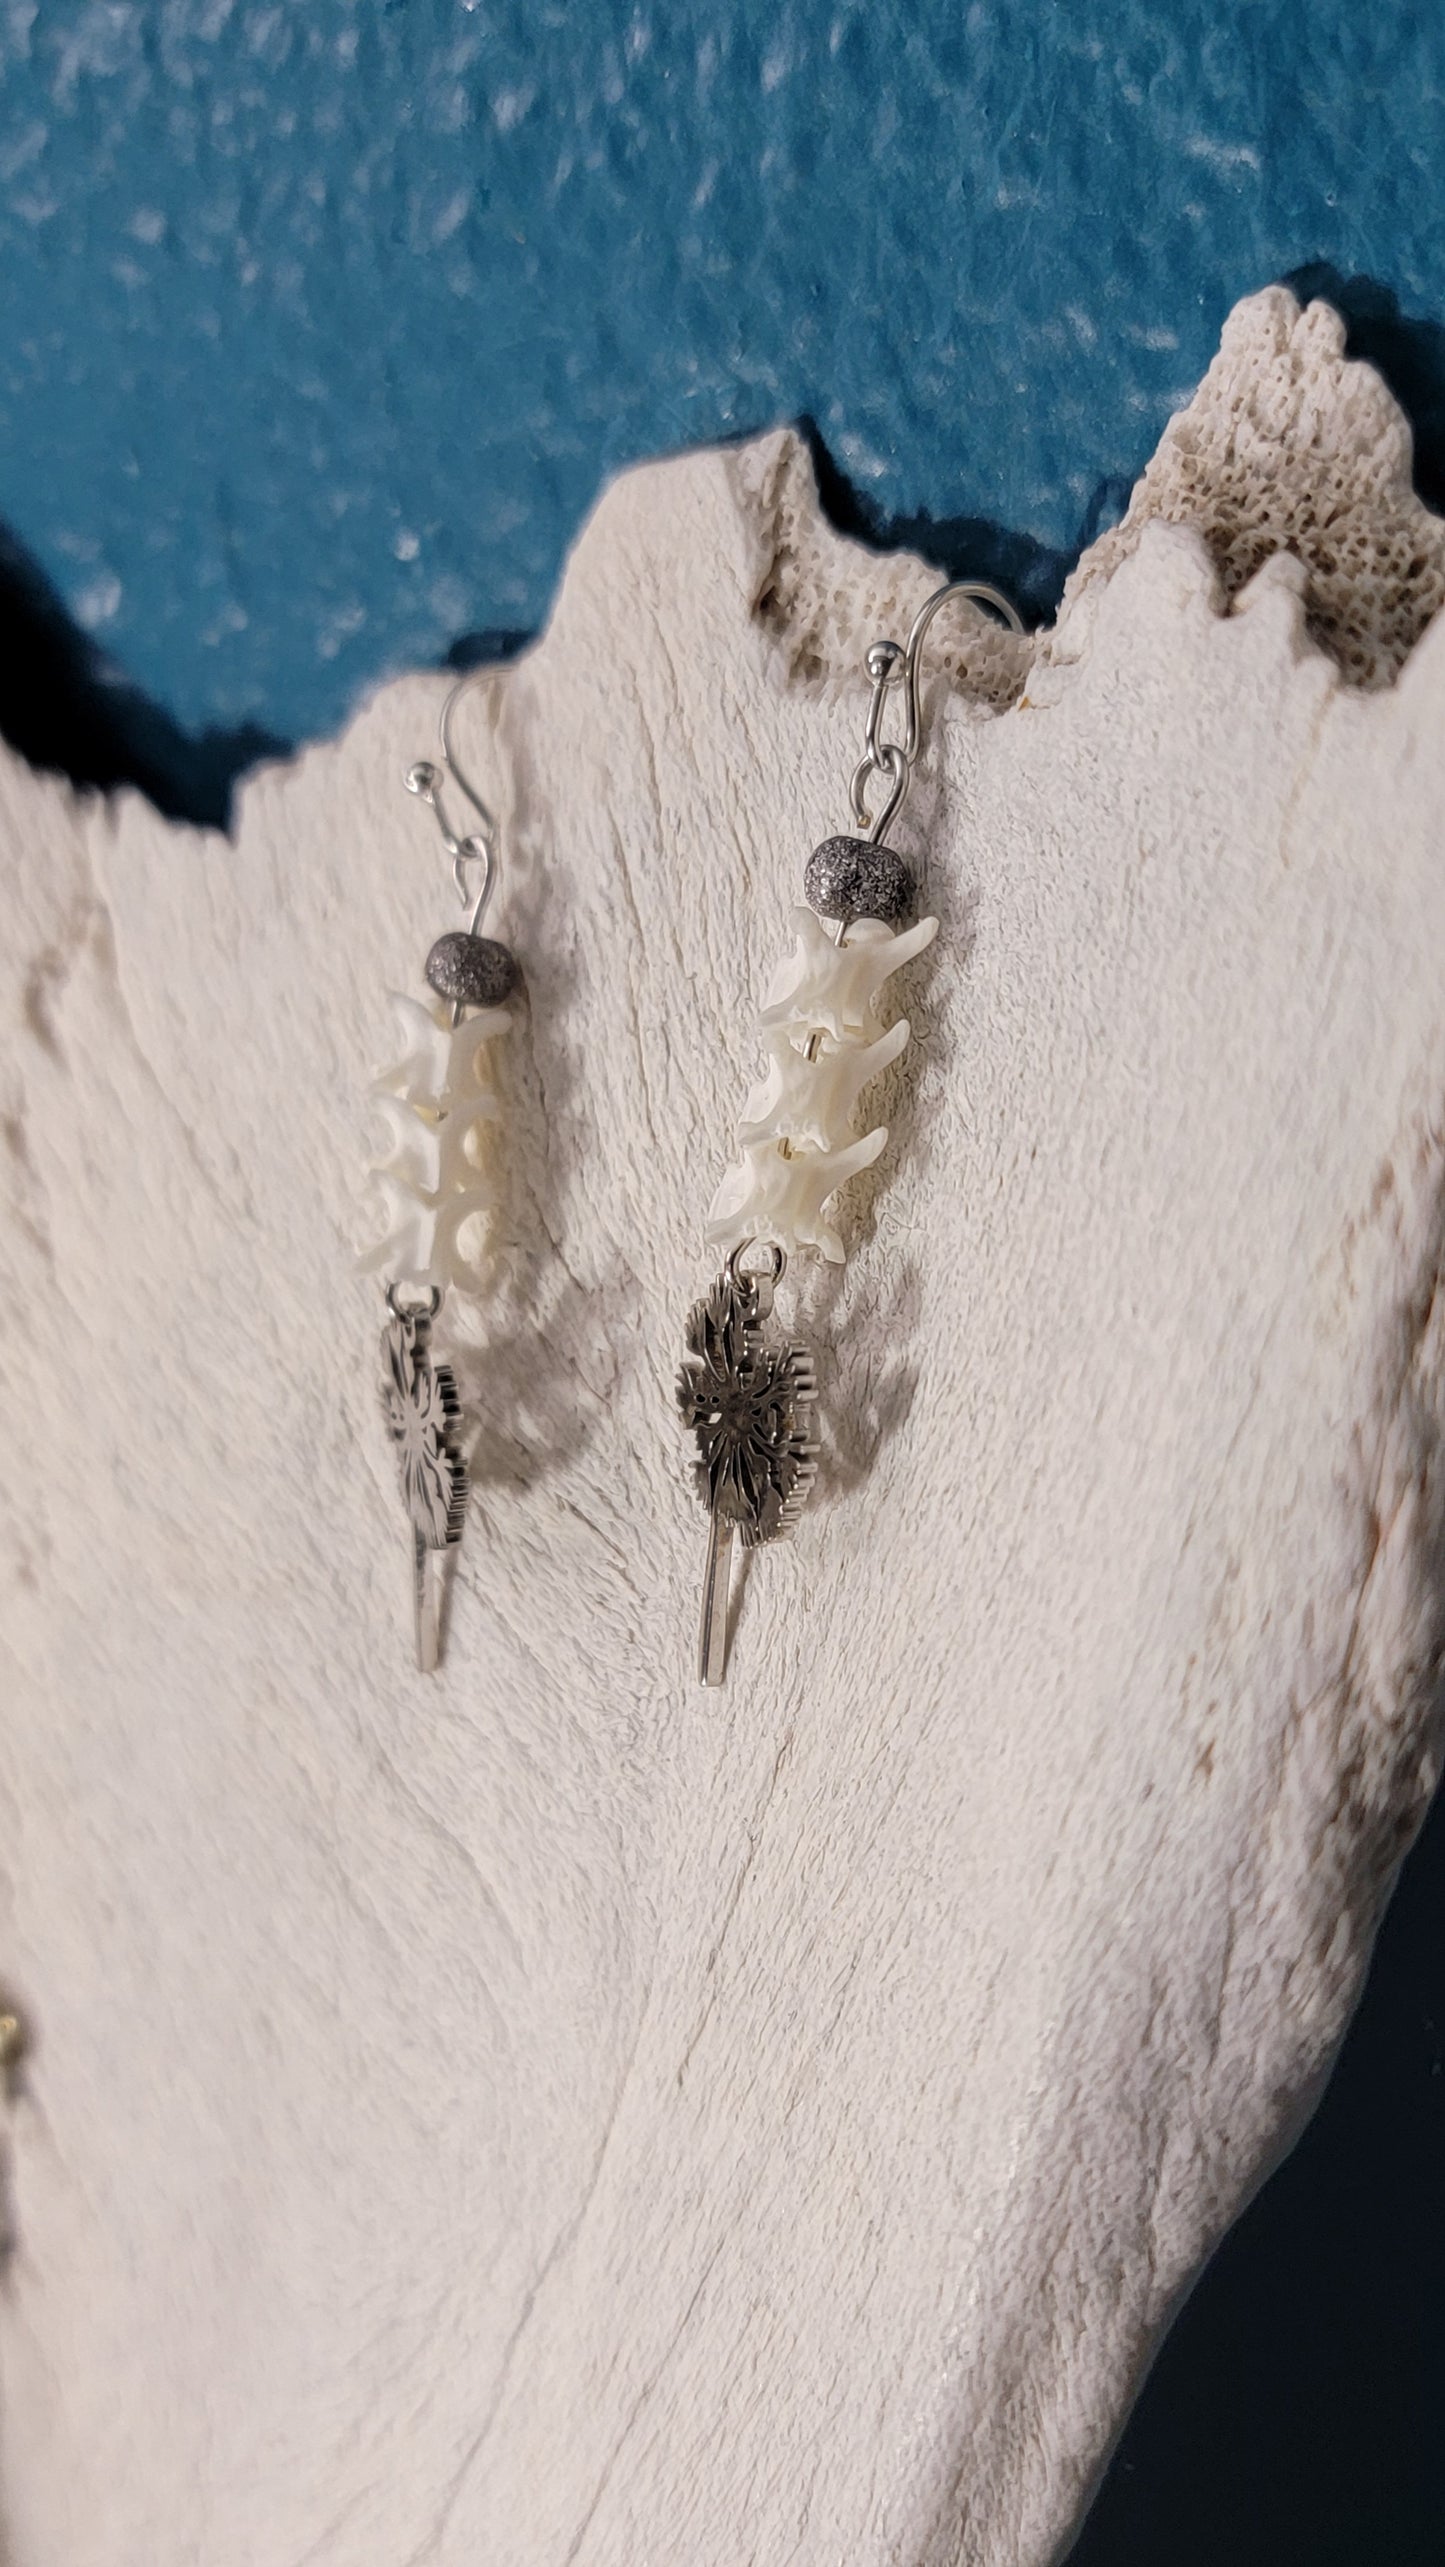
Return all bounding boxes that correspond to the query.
[0,2,1443,757]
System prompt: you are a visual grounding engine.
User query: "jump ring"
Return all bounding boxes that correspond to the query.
[386,1280,443,1322]
[728,1239,787,1288]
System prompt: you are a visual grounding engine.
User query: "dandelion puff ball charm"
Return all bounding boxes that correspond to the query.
[678,1246,819,1687]
[677,580,1022,1685]
[361,675,518,1671]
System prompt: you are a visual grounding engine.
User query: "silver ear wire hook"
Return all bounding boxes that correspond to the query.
[405,669,498,935]
[851,579,1025,844]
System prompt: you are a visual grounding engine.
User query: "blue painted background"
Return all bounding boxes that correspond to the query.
[2,0,1445,787]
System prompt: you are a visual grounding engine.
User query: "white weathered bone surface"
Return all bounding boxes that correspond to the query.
[2,288,1444,2567]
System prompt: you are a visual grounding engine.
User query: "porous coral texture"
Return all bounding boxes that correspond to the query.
[734,427,1036,711]
[1055,285,1445,686]
[738,286,1445,707]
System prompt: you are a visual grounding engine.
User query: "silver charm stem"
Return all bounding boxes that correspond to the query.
[698,1506,733,1689]
[413,1525,440,1676]
[379,1285,468,1675]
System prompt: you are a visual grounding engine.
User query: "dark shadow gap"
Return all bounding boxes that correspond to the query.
[797,412,1087,625]
[1287,265,1445,513]
[445,627,533,673]
[1065,1769,1445,2567]
[0,521,289,833]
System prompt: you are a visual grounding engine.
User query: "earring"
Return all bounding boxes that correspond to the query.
[677,579,1023,1685]
[361,674,520,1672]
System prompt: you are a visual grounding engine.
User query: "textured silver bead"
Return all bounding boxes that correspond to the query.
[803,835,915,927]
[424,930,519,1009]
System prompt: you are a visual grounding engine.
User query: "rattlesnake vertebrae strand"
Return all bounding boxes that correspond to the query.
[706,906,937,1263]
[360,992,511,1291]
